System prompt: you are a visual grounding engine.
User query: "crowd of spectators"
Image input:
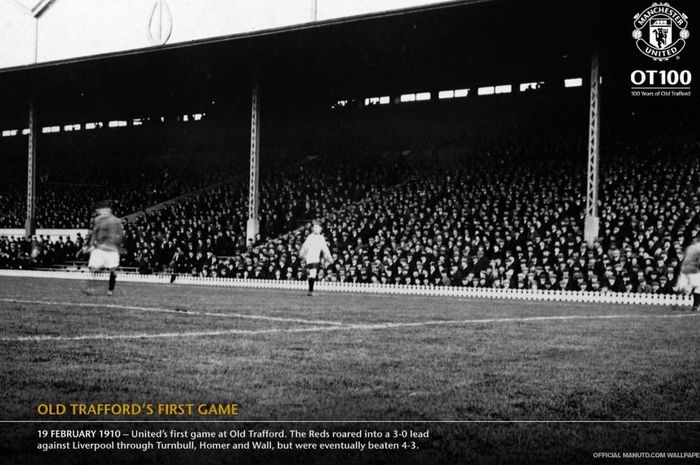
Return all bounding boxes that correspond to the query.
[0,186,24,228]
[2,132,699,296]
[0,234,85,270]
[0,160,233,229]
[121,159,409,274]
[217,146,699,294]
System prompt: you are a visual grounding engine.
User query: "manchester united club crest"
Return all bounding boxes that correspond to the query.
[633,3,689,61]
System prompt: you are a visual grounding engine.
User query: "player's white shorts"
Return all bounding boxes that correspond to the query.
[88,249,120,270]
[676,272,700,294]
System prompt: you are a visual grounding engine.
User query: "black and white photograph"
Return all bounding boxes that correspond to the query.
[0,0,698,463]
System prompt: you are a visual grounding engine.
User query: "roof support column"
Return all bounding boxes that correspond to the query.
[25,94,37,237]
[246,82,260,246]
[584,50,600,248]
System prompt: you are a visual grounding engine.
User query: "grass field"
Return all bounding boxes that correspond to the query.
[1,275,699,463]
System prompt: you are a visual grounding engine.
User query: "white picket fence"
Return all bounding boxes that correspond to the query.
[0,269,692,306]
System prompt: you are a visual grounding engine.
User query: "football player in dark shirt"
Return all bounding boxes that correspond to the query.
[83,201,123,296]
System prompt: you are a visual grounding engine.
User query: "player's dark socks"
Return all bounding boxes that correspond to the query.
[693,293,700,308]
[109,272,116,291]
[309,278,315,292]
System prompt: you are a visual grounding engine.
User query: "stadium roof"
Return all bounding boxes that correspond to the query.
[0,0,692,128]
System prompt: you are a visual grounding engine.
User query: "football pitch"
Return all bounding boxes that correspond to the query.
[1,275,699,463]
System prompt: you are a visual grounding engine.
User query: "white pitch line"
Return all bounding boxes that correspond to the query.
[1,326,334,342]
[0,311,697,342]
[340,312,700,329]
[0,298,344,326]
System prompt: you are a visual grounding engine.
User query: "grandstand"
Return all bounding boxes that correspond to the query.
[2,80,698,295]
[1,0,699,463]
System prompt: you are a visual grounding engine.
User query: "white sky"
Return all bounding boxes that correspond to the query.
[10,0,41,10]
[0,0,450,69]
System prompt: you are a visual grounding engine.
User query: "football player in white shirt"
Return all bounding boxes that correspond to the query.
[299,223,333,296]
[675,234,700,311]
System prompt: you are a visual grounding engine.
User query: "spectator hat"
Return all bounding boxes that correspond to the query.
[95,200,112,210]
